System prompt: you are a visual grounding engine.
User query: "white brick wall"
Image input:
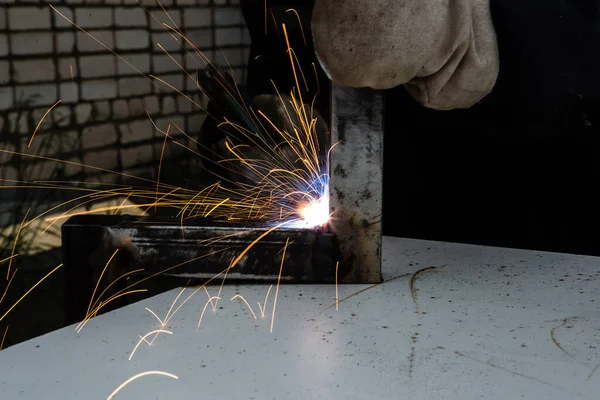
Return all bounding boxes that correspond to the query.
[57,58,77,79]
[151,32,182,52]
[56,32,75,53]
[0,34,8,57]
[149,9,182,30]
[0,0,250,185]
[79,54,116,78]
[76,30,114,52]
[59,82,79,103]
[8,7,51,31]
[118,77,151,97]
[81,79,118,100]
[53,6,74,28]
[76,8,113,28]
[117,53,151,75]
[13,59,55,83]
[115,30,149,50]
[182,7,211,28]
[11,33,53,55]
[0,61,9,85]
[82,123,118,148]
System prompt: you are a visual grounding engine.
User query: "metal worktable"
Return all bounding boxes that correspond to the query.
[1,236,599,399]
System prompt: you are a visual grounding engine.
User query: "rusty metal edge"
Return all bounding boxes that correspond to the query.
[61,214,342,323]
[328,85,384,283]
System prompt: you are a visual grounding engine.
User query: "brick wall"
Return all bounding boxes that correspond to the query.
[0,0,250,187]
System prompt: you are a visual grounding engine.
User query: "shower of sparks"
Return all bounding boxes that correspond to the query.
[146,286,188,344]
[75,250,231,333]
[85,249,121,318]
[0,1,336,367]
[25,5,332,231]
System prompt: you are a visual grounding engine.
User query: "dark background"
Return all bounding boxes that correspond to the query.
[243,0,600,256]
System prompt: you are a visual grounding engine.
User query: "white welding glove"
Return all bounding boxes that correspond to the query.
[311,0,500,110]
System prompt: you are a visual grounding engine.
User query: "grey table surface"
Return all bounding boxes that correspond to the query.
[1,237,599,399]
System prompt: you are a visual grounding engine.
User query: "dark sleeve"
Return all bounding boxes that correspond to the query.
[241,1,330,118]
[198,2,329,152]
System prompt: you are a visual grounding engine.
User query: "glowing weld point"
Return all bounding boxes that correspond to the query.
[298,196,330,228]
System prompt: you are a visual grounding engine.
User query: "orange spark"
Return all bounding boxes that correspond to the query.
[204,286,217,312]
[0,325,8,350]
[70,64,76,98]
[85,249,120,318]
[28,100,61,148]
[145,307,164,325]
[76,289,148,333]
[88,268,145,317]
[285,9,307,45]
[231,294,257,319]
[264,0,268,34]
[198,296,221,329]
[271,238,290,333]
[0,268,18,306]
[0,264,62,324]
[257,284,273,318]
[149,287,186,344]
[106,371,178,400]
[128,329,173,361]
[7,208,30,280]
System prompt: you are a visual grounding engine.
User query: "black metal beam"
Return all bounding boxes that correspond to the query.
[62,214,341,323]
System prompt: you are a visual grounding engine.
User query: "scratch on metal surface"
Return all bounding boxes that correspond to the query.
[550,319,573,359]
[408,333,417,378]
[409,266,438,314]
[455,351,592,399]
[586,362,600,381]
[329,86,384,284]
[550,317,581,360]
[313,273,410,317]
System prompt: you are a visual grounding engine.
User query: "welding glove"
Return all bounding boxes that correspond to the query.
[311,0,500,110]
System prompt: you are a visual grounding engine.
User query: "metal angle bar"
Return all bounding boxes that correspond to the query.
[61,214,341,323]
[329,85,384,283]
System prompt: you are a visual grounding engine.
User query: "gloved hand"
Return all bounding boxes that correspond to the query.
[311,0,500,110]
